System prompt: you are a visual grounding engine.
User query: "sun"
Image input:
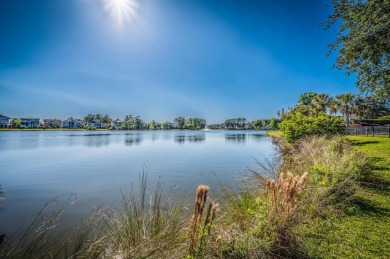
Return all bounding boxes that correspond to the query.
[102,0,139,26]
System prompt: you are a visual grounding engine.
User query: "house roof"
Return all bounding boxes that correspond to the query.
[0,114,11,119]
[21,116,40,119]
[63,118,81,122]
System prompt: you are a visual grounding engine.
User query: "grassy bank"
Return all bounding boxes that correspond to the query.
[318,136,390,257]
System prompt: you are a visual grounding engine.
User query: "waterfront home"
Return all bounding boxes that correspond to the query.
[20,116,40,128]
[0,115,11,128]
[111,120,123,128]
[62,117,83,128]
[43,119,62,128]
[87,119,106,129]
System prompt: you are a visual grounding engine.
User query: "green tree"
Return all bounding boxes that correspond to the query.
[325,0,390,101]
[354,96,390,119]
[11,118,21,128]
[252,120,261,129]
[149,120,160,130]
[311,93,330,114]
[184,118,206,130]
[279,112,344,143]
[84,114,95,123]
[224,117,247,129]
[335,93,357,126]
[162,121,170,130]
[102,115,112,124]
[298,92,318,106]
[261,120,268,129]
[174,117,185,129]
[269,118,279,130]
[122,115,145,130]
[328,98,340,115]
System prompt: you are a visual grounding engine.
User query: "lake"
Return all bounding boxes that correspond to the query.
[0,130,275,235]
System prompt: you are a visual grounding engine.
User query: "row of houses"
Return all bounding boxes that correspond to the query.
[0,115,115,129]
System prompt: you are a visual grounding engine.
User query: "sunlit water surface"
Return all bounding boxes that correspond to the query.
[0,130,275,235]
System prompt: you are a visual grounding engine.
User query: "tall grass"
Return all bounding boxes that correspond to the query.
[0,173,190,258]
[95,173,188,258]
[189,185,218,258]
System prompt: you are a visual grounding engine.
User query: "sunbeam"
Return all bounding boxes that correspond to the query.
[102,0,139,26]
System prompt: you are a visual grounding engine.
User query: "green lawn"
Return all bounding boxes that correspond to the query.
[324,136,390,258]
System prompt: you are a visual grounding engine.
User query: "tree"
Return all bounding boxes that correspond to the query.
[224,118,247,129]
[149,120,160,130]
[261,120,268,129]
[252,120,262,129]
[83,114,95,123]
[122,115,145,130]
[12,118,20,128]
[354,95,390,119]
[298,92,318,106]
[269,118,279,130]
[174,117,185,129]
[162,121,170,130]
[311,93,330,114]
[335,93,357,126]
[95,114,104,122]
[279,112,344,143]
[184,118,206,130]
[102,115,112,124]
[328,98,340,115]
[325,0,390,101]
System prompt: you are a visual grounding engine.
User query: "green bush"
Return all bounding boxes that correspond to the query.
[279,112,344,143]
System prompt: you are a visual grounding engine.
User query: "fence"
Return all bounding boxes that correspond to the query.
[347,125,390,137]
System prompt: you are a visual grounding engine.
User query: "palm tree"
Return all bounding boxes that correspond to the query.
[335,93,356,126]
[310,93,330,115]
[328,98,339,115]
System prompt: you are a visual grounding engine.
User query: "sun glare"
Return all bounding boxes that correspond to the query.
[102,0,139,26]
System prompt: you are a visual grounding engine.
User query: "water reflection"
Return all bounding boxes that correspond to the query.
[174,134,205,144]
[125,135,143,146]
[0,131,266,151]
[84,134,111,147]
[151,132,160,142]
[225,133,246,144]
[250,133,266,142]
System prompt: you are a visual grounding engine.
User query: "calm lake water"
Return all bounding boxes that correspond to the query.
[0,130,275,235]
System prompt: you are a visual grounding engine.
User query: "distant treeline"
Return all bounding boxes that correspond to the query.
[6,114,279,130]
[208,117,279,130]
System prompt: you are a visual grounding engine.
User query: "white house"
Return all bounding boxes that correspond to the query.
[0,115,11,128]
[111,120,123,128]
[87,119,106,129]
[20,116,40,128]
[62,117,83,128]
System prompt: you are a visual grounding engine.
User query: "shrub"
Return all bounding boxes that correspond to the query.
[276,136,371,206]
[279,112,344,143]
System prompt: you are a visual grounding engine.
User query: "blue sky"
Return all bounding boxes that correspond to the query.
[0,0,357,123]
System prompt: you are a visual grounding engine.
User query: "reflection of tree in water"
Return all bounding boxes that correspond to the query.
[125,136,143,146]
[225,134,246,144]
[174,134,205,144]
[84,134,111,147]
[250,133,266,142]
